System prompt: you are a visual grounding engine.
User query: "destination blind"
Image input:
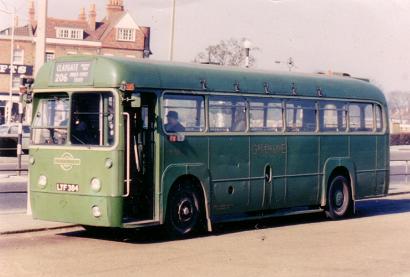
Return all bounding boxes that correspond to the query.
[53,61,92,84]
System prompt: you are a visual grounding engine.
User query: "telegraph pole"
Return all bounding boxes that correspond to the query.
[169,0,176,61]
[27,0,47,215]
[0,6,16,125]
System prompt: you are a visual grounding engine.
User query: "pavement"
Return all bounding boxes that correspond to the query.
[0,161,76,235]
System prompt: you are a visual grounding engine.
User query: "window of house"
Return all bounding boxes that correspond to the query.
[13,49,24,65]
[12,76,20,91]
[249,98,283,132]
[45,52,55,62]
[56,28,83,40]
[117,28,135,42]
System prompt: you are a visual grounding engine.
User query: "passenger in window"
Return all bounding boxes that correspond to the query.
[165,111,185,133]
[232,110,246,131]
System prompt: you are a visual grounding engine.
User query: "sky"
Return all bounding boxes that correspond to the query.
[0,0,409,94]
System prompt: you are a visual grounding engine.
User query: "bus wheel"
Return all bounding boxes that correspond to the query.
[326,175,352,220]
[82,225,108,235]
[166,185,200,237]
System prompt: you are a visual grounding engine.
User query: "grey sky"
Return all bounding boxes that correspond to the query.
[0,0,409,93]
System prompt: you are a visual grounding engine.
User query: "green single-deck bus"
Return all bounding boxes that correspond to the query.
[29,55,389,236]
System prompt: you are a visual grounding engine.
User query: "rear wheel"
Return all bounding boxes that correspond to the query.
[326,175,352,219]
[166,184,201,237]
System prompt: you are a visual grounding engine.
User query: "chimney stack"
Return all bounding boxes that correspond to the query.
[106,0,124,20]
[78,7,86,21]
[28,0,36,27]
[88,4,97,31]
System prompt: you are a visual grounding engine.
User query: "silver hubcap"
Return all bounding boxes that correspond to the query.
[335,190,344,207]
[178,199,193,222]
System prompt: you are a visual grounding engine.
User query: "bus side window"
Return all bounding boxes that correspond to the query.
[319,101,347,132]
[286,100,316,132]
[375,104,383,132]
[163,94,205,133]
[349,103,373,132]
[348,104,361,131]
[209,96,246,132]
[249,98,283,132]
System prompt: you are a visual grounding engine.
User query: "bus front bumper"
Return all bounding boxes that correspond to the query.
[30,191,123,227]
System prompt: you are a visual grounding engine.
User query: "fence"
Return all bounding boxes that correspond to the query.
[0,146,28,175]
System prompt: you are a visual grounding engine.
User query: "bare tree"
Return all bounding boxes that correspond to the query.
[194,38,259,67]
[388,91,410,125]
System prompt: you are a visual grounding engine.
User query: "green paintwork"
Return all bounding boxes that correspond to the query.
[30,147,124,226]
[35,56,386,104]
[30,55,389,229]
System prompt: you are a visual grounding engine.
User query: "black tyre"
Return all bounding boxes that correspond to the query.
[326,175,352,219]
[82,225,109,235]
[166,184,201,237]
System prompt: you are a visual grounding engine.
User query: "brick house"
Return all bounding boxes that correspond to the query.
[0,0,151,124]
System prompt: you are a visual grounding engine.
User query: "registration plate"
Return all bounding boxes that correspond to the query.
[56,183,79,192]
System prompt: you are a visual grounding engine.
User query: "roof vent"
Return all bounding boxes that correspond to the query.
[264,82,271,94]
[200,79,207,90]
[291,83,297,96]
[234,81,240,92]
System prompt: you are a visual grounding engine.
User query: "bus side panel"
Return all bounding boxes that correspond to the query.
[162,136,209,203]
[286,136,319,207]
[249,135,286,210]
[209,136,250,215]
[319,135,349,199]
[350,135,377,198]
[376,134,389,195]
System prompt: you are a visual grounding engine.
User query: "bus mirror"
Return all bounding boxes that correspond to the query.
[130,94,141,108]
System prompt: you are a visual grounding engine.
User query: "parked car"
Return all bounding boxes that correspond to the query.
[0,123,30,156]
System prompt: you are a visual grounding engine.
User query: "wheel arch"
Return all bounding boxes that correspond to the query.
[161,164,212,232]
[321,158,357,210]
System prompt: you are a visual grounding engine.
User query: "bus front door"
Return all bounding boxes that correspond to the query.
[123,93,156,222]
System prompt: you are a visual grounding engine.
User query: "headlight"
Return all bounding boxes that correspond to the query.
[38,175,47,189]
[90,178,101,192]
[91,205,102,218]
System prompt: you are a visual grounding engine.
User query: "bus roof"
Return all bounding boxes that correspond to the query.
[34,55,386,104]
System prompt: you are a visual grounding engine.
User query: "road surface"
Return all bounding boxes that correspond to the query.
[1,193,410,276]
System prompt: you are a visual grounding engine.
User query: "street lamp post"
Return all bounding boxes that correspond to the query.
[169,0,176,61]
[0,6,16,124]
[8,8,15,125]
[243,39,252,68]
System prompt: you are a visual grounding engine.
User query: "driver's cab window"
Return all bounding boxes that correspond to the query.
[70,92,115,146]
